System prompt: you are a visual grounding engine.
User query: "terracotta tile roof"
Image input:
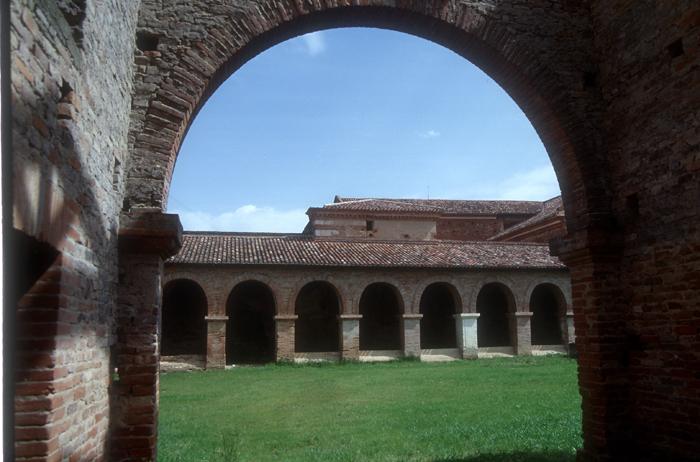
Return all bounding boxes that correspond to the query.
[322,196,544,215]
[489,196,565,241]
[168,232,565,270]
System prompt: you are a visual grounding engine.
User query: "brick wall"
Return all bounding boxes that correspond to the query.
[10,0,139,459]
[576,2,700,459]
[436,217,504,241]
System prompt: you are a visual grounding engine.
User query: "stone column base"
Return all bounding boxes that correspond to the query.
[402,314,423,358]
[454,313,480,359]
[339,314,362,360]
[514,312,534,356]
[275,315,298,361]
[205,315,228,369]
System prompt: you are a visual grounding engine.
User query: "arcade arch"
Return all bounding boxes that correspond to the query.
[476,283,515,348]
[419,282,461,349]
[161,279,207,356]
[226,280,277,364]
[359,283,403,351]
[295,281,341,353]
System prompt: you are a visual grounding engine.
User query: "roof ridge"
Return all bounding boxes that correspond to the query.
[183,232,551,247]
[183,231,303,237]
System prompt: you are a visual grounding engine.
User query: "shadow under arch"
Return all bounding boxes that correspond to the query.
[359,282,404,351]
[226,279,277,364]
[162,278,208,356]
[294,280,342,353]
[420,282,462,349]
[476,282,516,348]
[529,282,568,346]
[126,1,611,233]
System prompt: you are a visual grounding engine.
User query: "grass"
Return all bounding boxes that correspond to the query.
[158,356,581,462]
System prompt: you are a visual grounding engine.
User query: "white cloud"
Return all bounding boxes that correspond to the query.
[419,129,441,139]
[496,165,561,200]
[172,205,309,233]
[301,32,326,56]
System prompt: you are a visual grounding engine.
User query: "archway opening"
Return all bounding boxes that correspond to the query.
[359,283,402,350]
[295,281,340,353]
[226,281,276,364]
[476,283,514,348]
[530,284,564,346]
[419,283,459,349]
[162,279,207,356]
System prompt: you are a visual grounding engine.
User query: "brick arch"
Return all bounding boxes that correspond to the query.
[287,276,347,315]
[469,276,518,312]
[162,272,212,307]
[524,279,572,311]
[126,0,610,235]
[411,277,464,314]
[354,277,410,315]
[225,273,281,316]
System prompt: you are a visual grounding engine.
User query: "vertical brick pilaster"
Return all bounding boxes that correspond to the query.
[513,312,533,356]
[112,211,181,462]
[275,315,297,361]
[205,316,227,369]
[553,230,628,462]
[339,315,362,360]
[454,313,480,359]
[401,314,422,358]
[112,253,162,462]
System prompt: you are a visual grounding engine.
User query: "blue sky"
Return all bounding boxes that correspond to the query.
[167,28,560,232]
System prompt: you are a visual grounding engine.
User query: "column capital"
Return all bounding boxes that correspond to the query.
[339,314,362,320]
[514,311,534,317]
[566,311,575,317]
[118,209,183,258]
[205,315,228,321]
[402,313,423,319]
[454,313,480,319]
[274,314,298,321]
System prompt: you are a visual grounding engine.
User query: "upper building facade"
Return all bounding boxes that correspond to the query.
[305,195,566,242]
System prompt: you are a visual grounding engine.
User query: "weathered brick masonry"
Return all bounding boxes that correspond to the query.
[8,1,699,461]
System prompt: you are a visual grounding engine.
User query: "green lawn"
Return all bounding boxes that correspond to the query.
[158,357,581,462]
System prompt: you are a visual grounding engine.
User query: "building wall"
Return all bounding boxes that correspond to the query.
[313,216,437,240]
[10,0,139,459]
[436,217,503,241]
[493,217,568,243]
[582,1,700,459]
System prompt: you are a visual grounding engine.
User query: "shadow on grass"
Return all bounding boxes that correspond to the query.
[435,451,576,462]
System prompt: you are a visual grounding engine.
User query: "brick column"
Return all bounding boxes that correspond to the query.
[513,312,533,356]
[275,315,297,361]
[401,314,422,358]
[111,210,182,462]
[339,314,362,360]
[454,313,480,359]
[552,228,629,461]
[205,316,227,369]
[565,310,576,354]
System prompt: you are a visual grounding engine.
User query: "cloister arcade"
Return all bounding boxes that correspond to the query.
[162,267,572,366]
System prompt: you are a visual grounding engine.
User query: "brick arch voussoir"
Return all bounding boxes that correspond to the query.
[470,276,520,313]
[411,276,464,315]
[356,278,410,315]
[162,273,211,311]
[225,273,282,316]
[524,279,572,313]
[287,275,349,316]
[127,0,608,232]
